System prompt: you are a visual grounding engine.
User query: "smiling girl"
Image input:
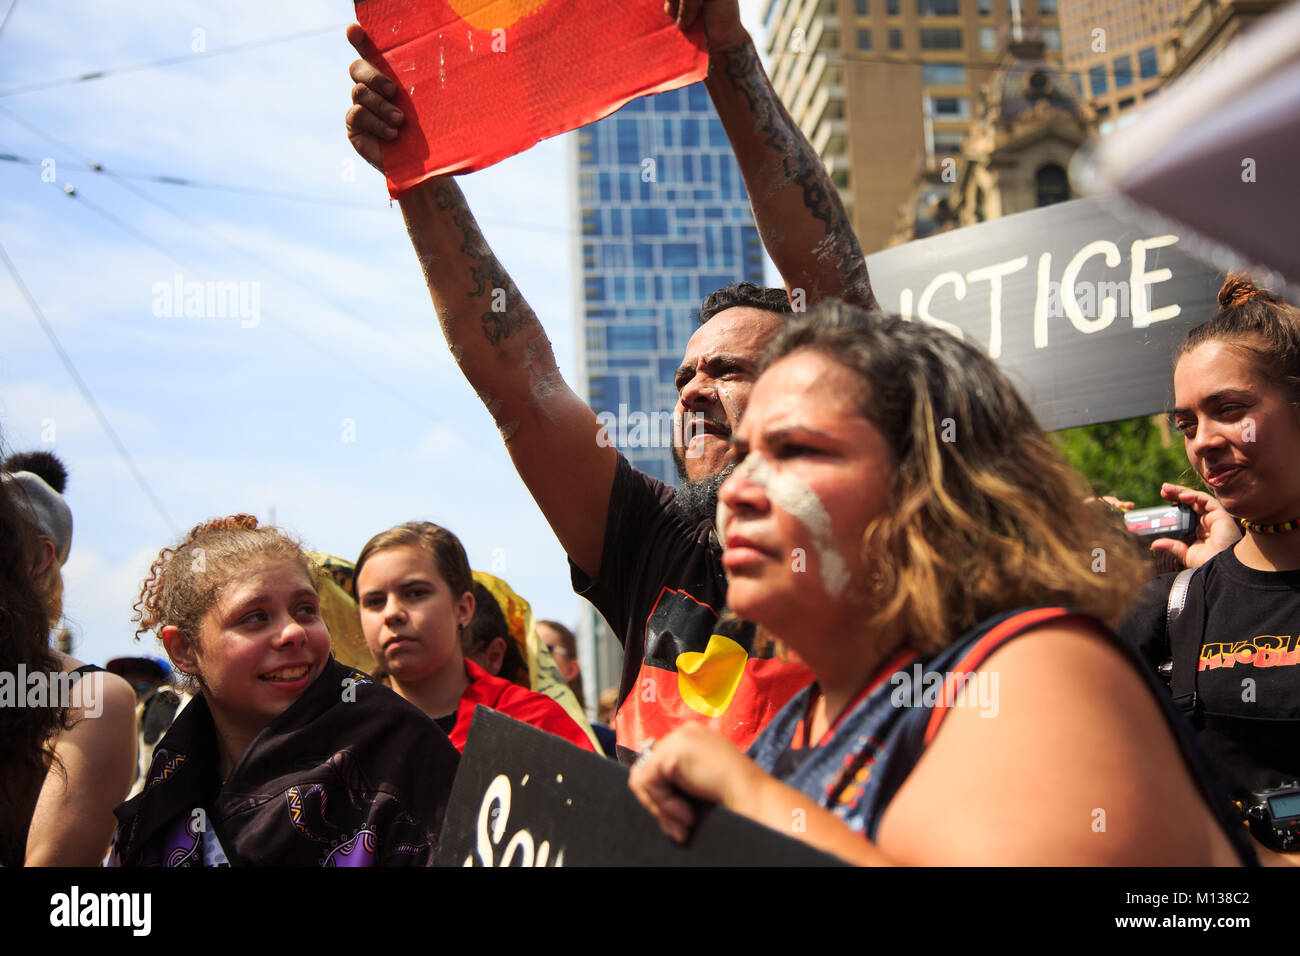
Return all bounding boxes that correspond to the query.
[110,515,459,866]
[629,304,1257,865]
[354,522,595,752]
[1121,276,1300,863]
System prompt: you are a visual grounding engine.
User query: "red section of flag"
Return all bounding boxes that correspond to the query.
[615,658,813,756]
[354,0,709,197]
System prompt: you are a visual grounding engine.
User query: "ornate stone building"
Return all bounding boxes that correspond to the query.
[953,37,1092,226]
[887,35,1091,242]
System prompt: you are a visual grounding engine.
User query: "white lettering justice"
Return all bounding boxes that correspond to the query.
[894,234,1182,358]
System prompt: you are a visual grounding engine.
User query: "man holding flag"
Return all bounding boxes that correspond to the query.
[345,0,877,760]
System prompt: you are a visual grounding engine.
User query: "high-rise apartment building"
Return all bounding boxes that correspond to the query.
[760,0,1062,254]
[567,84,765,705]
[569,85,764,486]
[1058,0,1182,132]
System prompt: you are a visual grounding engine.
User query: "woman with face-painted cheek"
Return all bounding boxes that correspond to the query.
[1119,276,1300,865]
[629,303,1258,866]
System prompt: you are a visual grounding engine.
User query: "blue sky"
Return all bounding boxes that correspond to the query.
[1,0,771,668]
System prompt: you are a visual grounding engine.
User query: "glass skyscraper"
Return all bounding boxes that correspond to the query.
[567,82,765,706]
[569,82,765,485]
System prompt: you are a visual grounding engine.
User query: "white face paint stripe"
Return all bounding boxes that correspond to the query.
[718,452,851,598]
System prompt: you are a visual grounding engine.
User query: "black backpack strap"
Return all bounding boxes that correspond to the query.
[1165,567,1204,717]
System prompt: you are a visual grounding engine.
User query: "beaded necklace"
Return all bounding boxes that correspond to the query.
[1239,516,1300,534]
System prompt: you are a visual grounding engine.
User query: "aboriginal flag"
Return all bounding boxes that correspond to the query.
[354,0,710,197]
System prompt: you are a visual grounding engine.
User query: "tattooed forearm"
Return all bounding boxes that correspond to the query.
[399,176,575,448]
[468,260,527,347]
[711,40,876,311]
[430,181,535,348]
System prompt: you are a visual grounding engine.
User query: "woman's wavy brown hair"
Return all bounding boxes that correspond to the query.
[132,515,322,687]
[761,303,1147,655]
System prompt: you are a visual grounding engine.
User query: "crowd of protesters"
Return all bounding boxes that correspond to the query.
[2,0,1298,866]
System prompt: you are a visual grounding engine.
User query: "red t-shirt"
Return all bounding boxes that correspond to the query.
[447,660,595,753]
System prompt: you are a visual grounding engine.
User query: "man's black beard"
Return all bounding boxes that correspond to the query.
[672,445,735,528]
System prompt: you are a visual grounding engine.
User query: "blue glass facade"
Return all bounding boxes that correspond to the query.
[570,84,764,485]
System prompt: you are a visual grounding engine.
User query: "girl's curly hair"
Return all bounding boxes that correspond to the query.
[132,515,322,687]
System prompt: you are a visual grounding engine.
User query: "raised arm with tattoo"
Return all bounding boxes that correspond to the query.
[672,0,877,310]
[399,179,617,574]
[343,0,875,582]
[345,25,615,576]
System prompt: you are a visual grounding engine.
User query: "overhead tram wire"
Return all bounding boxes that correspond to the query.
[0,151,573,233]
[0,23,347,98]
[0,24,1096,101]
[0,0,18,40]
[0,105,372,213]
[9,151,447,372]
[0,106,241,224]
[0,240,179,535]
[60,184,196,273]
[0,105,455,419]
[0,9,1081,97]
[50,179,447,428]
[0,107,586,394]
[0,15,1091,103]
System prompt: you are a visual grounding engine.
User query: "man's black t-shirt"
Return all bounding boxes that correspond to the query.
[1119,546,1300,800]
[570,453,811,762]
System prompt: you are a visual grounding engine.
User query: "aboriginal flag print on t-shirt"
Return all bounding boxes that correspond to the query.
[354,0,709,196]
[571,454,812,762]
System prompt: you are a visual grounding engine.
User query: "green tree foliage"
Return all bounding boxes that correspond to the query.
[1052,415,1197,506]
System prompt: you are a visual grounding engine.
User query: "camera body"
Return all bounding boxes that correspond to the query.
[1124,503,1197,543]
[1244,781,1300,852]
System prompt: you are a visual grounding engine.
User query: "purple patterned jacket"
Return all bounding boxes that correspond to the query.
[109,658,459,866]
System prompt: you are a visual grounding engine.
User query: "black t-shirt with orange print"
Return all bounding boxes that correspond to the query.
[1120,546,1300,801]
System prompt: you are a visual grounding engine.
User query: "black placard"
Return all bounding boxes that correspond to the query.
[433,708,844,866]
[862,196,1224,431]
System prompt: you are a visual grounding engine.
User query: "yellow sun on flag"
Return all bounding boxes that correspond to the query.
[676,633,749,717]
[448,0,549,31]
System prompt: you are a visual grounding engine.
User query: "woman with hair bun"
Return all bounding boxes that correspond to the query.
[1120,275,1300,864]
[110,515,459,867]
[629,303,1257,865]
